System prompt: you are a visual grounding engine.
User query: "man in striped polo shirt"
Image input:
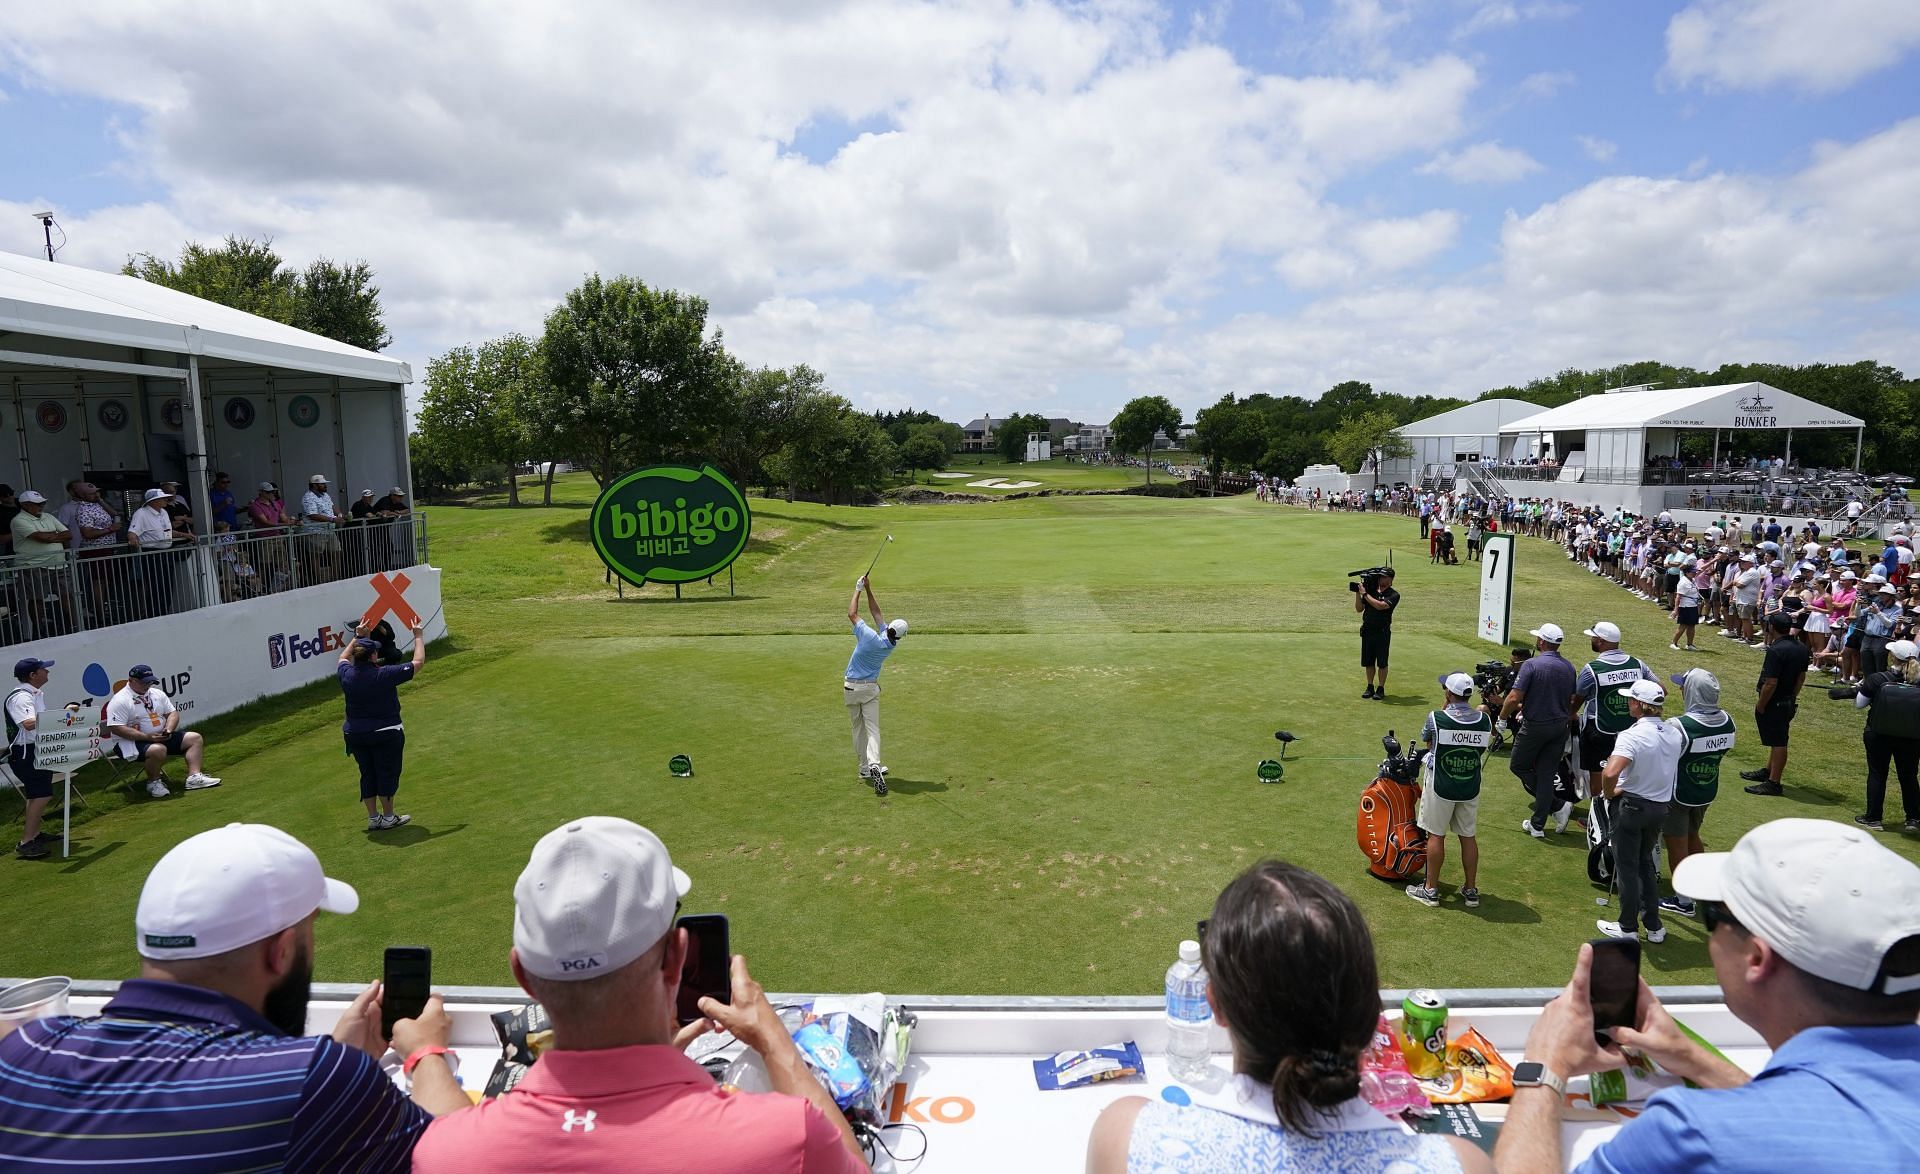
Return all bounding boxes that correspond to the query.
[0,823,469,1169]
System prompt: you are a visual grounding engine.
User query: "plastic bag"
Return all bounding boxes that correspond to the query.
[1360,1012,1432,1117]
[789,994,914,1125]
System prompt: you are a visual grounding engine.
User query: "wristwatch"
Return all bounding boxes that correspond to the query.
[1512,1061,1566,1095]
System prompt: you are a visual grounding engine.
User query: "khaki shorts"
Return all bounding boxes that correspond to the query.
[1417,787,1478,837]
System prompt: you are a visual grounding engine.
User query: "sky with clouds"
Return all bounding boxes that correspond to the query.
[4,0,1918,425]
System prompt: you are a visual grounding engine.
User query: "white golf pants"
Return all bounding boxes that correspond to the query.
[844,679,881,772]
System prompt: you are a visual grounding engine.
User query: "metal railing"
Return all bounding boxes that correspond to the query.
[0,516,426,644]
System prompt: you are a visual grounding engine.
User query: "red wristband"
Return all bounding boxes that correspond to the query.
[403,1045,450,1076]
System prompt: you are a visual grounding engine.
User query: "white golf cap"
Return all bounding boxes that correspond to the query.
[135,823,358,960]
[1618,679,1666,706]
[360,489,374,497]
[17,490,46,504]
[513,817,691,982]
[309,473,328,484]
[1529,622,1565,644]
[390,486,406,495]
[1583,621,1622,642]
[887,618,909,637]
[1842,570,1859,581]
[1890,640,1919,663]
[259,480,277,492]
[1881,585,1899,596]
[1675,819,1920,994]
[1438,672,1475,696]
[142,488,170,503]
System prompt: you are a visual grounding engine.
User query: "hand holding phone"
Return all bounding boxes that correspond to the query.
[382,946,432,1040]
[675,915,732,1027]
[1587,937,1641,1036]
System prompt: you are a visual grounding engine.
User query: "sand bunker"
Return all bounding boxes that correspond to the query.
[968,478,1042,489]
[930,471,973,479]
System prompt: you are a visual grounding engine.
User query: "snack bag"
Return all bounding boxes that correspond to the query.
[1415,1027,1515,1104]
[1033,1042,1146,1091]
[489,1003,556,1066]
[1360,1013,1432,1117]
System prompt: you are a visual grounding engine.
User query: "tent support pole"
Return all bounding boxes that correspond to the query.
[1712,429,1719,469]
[1785,428,1793,467]
[1856,428,1864,473]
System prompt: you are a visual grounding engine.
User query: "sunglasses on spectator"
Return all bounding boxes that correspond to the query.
[1702,901,1744,935]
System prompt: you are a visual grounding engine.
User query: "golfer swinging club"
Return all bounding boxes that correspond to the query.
[845,574,907,795]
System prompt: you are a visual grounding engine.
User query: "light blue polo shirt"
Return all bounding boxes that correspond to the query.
[845,620,896,681]
[1576,1023,1920,1173]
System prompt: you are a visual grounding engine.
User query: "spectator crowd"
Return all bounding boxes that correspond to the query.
[0,473,412,638]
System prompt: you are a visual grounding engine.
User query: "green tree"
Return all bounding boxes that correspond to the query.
[709,363,834,493]
[1191,393,1269,491]
[125,236,300,324]
[1109,395,1182,484]
[994,412,1051,463]
[538,274,729,487]
[1326,408,1414,489]
[770,400,898,504]
[124,236,392,350]
[294,258,391,351]
[899,432,949,481]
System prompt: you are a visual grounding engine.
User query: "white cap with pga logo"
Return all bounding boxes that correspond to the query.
[1676,818,1920,995]
[513,817,691,982]
[135,823,358,960]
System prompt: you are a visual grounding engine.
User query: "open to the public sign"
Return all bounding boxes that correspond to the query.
[589,464,753,587]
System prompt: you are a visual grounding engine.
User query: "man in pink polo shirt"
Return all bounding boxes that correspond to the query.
[412,817,867,1172]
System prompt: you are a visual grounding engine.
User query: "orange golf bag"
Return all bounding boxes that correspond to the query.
[1358,730,1428,881]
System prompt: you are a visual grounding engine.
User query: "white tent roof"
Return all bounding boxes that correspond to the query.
[0,251,410,384]
[1398,397,1546,438]
[1498,382,1860,434]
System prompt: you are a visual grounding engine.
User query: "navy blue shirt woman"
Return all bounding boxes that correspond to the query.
[337,620,425,831]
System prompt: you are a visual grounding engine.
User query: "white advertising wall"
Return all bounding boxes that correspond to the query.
[8,565,447,722]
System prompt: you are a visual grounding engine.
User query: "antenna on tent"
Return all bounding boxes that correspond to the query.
[30,211,62,263]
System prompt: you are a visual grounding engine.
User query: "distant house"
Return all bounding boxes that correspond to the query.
[961,416,995,452]
[1076,422,1114,451]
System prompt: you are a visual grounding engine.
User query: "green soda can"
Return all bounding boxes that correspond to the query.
[1399,989,1448,1079]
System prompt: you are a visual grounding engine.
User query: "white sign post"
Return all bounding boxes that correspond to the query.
[1478,533,1516,646]
[35,705,102,859]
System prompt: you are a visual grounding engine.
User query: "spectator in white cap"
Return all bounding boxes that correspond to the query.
[8,489,73,632]
[1852,638,1920,833]
[1597,679,1681,942]
[0,823,465,1169]
[1728,551,1766,644]
[412,817,867,1172]
[300,473,345,582]
[1406,672,1494,910]
[126,486,188,618]
[1502,622,1579,837]
[1498,818,1920,1172]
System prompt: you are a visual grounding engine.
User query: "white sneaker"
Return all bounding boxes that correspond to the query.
[146,781,170,799]
[1595,920,1632,939]
[184,773,221,791]
[1553,801,1573,834]
[1646,927,1668,944]
[1521,818,1547,840]
[382,813,411,829]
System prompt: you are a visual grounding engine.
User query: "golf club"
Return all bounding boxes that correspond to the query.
[863,534,894,580]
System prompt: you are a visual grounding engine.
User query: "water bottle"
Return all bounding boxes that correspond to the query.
[1164,939,1213,1083]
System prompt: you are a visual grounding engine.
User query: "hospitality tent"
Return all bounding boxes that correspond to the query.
[1378,397,1548,484]
[0,249,412,525]
[1497,382,1864,481]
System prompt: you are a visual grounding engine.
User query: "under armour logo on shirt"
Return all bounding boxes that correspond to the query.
[561,1109,597,1133]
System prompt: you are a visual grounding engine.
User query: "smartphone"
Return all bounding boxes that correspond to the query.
[382,946,432,1039]
[675,914,732,1026]
[1588,937,1641,1034]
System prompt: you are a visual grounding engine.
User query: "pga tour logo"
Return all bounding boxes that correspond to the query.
[267,626,352,669]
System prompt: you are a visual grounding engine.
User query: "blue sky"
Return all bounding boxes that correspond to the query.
[3,1,1918,424]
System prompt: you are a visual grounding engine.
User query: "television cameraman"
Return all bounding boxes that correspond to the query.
[1353,566,1399,700]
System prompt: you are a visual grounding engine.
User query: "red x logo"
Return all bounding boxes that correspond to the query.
[361,571,421,629]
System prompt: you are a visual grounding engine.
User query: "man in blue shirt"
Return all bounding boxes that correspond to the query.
[845,575,908,795]
[0,823,469,1169]
[1497,818,1920,1173]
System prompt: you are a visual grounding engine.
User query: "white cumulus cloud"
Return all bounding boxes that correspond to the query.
[1418,140,1545,183]
[1666,0,1920,94]
[1576,135,1618,162]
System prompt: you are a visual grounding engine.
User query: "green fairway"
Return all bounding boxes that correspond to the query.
[9,477,1916,999]
[908,453,1182,493]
